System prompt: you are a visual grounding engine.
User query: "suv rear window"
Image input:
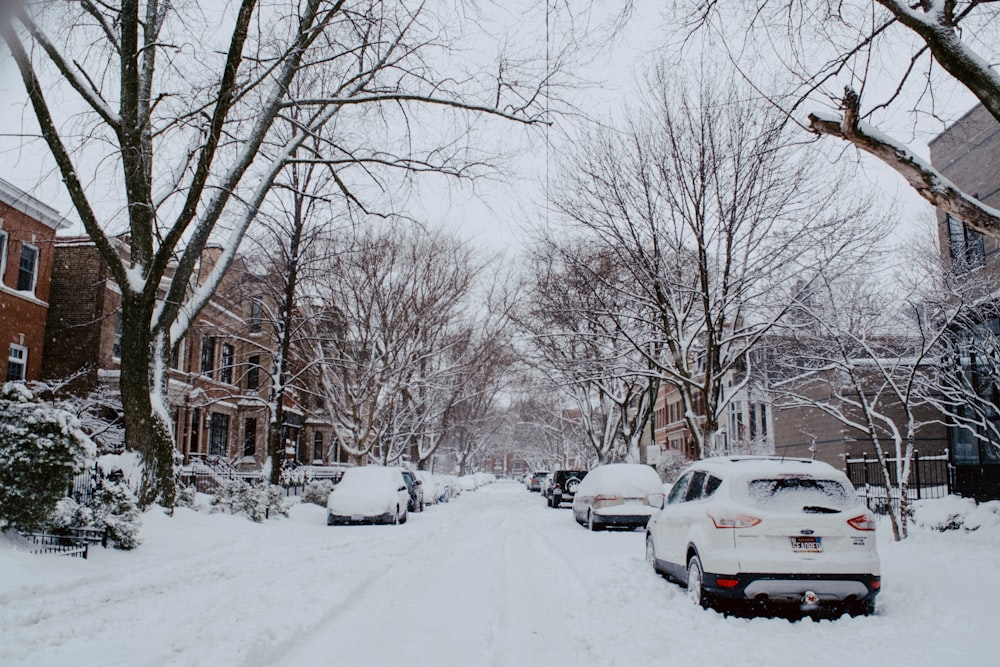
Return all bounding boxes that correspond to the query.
[744,477,855,512]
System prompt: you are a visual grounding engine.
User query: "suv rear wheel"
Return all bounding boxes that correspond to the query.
[687,555,710,609]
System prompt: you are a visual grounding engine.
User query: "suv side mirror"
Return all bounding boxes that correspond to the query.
[649,493,665,510]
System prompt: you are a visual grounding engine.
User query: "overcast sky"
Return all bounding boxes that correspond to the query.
[0,2,979,255]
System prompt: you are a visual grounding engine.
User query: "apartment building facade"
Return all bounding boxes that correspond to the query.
[41,238,344,470]
[930,103,1000,499]
[0,179,71,383]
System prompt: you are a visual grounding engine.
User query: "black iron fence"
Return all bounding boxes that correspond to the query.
[176,460,348,497]
[846,451,951,515]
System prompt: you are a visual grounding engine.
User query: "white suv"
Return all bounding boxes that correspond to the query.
[645,456,880,616]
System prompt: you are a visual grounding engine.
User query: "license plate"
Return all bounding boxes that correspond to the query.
[791,536,822,552]
[351,515,364,522]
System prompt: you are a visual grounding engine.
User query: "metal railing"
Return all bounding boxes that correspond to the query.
[845,450,951,515]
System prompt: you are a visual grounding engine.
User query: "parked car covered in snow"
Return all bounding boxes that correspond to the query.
[645,457,881,617]
[571,463,662,529]
[388,467,424,513]
[415,471,445,505]
[326,466,411,525]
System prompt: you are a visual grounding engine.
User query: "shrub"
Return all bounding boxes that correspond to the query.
[46,480,143,550]
[91,478,143,549]
[49,497,94,531]
[302,479,334,506]
[175,484,198,509]
[0,383,95,531]
[655,449,690,484]
[211,480,289,522]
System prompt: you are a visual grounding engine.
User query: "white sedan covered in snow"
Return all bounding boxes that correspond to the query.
[326,466,411,525]
[571,463,665,531]
[645,456,881,617]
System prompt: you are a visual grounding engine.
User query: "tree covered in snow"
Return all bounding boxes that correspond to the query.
[771,243,966,541]
[0,383,96,532]
[307,223,485,464]
[516,239,657,464]
[549,67,879,459]
[0,1,560,508]
[687,0,1000,236]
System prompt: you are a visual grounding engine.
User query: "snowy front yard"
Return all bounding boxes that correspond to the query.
[1,481,998,667]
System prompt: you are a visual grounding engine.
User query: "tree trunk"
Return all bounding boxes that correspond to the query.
[119,295,176,509]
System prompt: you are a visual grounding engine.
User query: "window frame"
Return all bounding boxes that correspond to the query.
[200,336,216,377]
[246,354,260,390]
[249,297,263,333]
[6,343,27,381]
[243,417,257,457]
[313,431,324,463]
[0,229,8,286]
[947,213,986,273]
[16,242,39,293]
[220,342,234,385]
[209,412,230,456]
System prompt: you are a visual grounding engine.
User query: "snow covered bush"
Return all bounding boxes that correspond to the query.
[175,484,198,509]
[303,479,334,506]
[0,383,96,531]
[49,496,95,531]
[91,478,142,549]
[46,480,143,550]
[211,481,289,522]
[911,496,1000,532]
[655,449,690,484]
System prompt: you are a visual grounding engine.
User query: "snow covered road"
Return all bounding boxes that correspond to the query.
[2,480,998,667]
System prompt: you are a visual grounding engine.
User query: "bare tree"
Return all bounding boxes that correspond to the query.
[238,144,351,484]
[773,252,964,540]
[689,0,1000,235]
[517,238,657,464]
[914,243,1000,469]
[550,68,879,458]
[309,224,479,464]
[1,1,555,506]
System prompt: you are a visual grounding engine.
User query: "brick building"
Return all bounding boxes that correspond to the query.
[0,178,71,382]
[42,238,344,470]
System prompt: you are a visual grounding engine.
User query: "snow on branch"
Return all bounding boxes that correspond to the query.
[809,87,1000,235]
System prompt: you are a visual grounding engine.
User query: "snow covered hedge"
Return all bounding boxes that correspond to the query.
[302,480,334,506]
[211,481,289,522]
[911,496,1000,532]
[0,383,95,531]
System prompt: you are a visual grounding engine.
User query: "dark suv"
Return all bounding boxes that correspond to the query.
[545,469,588,507]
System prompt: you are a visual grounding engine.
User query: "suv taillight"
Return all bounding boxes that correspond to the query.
[847,513,876,531]
[709,513,762,529]
[595,494,619,502]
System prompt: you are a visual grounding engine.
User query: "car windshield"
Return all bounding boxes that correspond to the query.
[743,477,855,512]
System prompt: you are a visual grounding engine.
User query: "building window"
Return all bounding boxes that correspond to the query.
[220,343,234,384]
[249,298,263,333]
[947,214,985,273]
[313,431,324,463]
[112,311,123,359]
[190,408,201,454]
[243,418,257,457]
[17,243,38,292]
[209,412,230,456]
[0,230,7,285]
[246,355,260,390]
[200,336,216,377]
[171,339,184,370]
[7,344,27,381]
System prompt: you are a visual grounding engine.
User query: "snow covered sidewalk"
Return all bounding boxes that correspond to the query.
[1,481,998,666]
